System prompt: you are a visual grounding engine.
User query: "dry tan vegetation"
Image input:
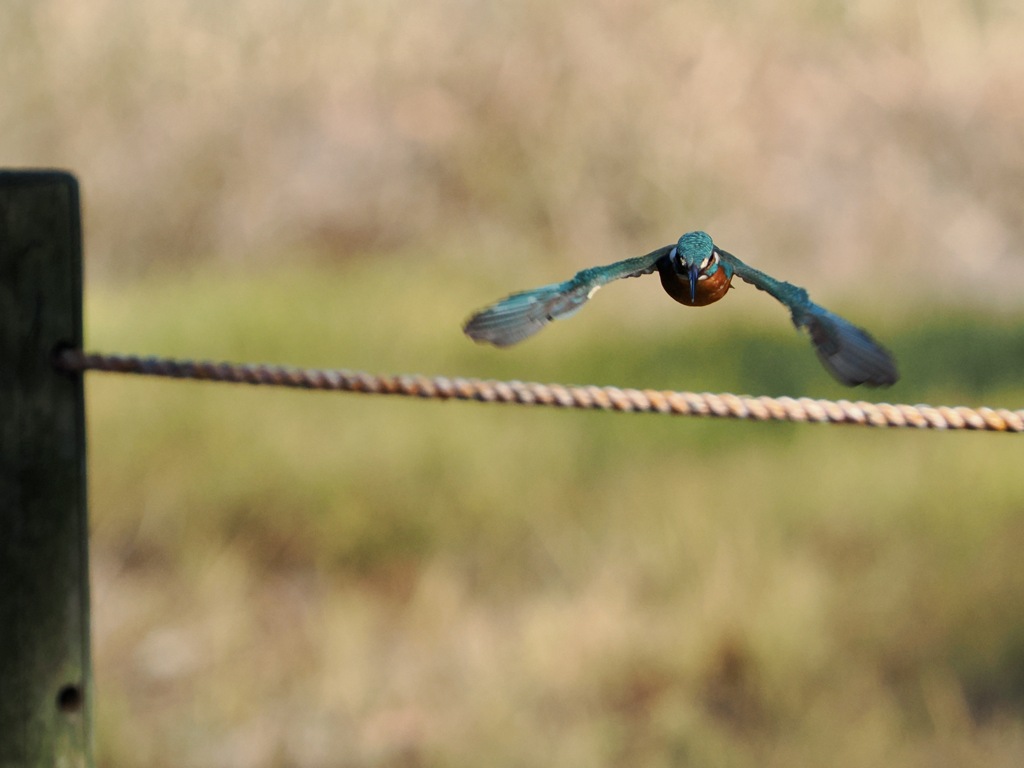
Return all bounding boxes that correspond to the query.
[6,0,1024,299]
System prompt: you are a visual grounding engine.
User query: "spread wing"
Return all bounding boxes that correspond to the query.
[716,247,899,387]
[463,245,673,347]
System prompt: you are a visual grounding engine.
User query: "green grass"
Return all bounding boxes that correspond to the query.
[87,263,1024,767]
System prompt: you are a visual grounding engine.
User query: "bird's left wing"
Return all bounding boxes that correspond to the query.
[464,245,673,347]
[716,247,899,387]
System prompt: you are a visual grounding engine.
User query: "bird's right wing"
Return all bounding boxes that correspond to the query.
[717,247,899,387]
[463,245,673,347]
[797,306,900,387]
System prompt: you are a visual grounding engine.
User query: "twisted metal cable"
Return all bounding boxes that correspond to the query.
[54,348,1024,432]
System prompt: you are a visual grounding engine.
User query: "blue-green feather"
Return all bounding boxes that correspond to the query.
[463,246,672,347]
[716,247,898,386]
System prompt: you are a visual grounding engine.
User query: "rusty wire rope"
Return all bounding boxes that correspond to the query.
[54,348,1024,432]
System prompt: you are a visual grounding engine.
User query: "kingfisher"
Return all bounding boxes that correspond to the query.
[463,231,898,387]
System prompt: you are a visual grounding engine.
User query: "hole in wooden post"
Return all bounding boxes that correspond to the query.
[56,684,83,713]
[50,341,77,374]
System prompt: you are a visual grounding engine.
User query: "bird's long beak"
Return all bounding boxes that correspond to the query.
[688,263,701,304]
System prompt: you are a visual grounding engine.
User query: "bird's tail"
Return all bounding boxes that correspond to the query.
[463,280,587,347]
[795,305,899,387]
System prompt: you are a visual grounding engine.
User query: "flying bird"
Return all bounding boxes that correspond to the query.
[463,231,898,387]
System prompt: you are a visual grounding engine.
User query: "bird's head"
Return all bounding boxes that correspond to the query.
[672,231,718,303]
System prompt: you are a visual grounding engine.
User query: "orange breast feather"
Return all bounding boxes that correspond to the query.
[658,263,732,307]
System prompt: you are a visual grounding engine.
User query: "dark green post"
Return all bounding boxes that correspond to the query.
[0,171,92,767]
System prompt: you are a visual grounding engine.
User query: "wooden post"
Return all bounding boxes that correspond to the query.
[0,171,92,767]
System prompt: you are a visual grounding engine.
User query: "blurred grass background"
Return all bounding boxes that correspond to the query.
[5,0,1024,765]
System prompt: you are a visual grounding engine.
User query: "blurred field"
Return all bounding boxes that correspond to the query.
[6,0,1024,766]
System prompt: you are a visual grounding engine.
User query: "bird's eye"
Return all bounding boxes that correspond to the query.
[699,255,712,270]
